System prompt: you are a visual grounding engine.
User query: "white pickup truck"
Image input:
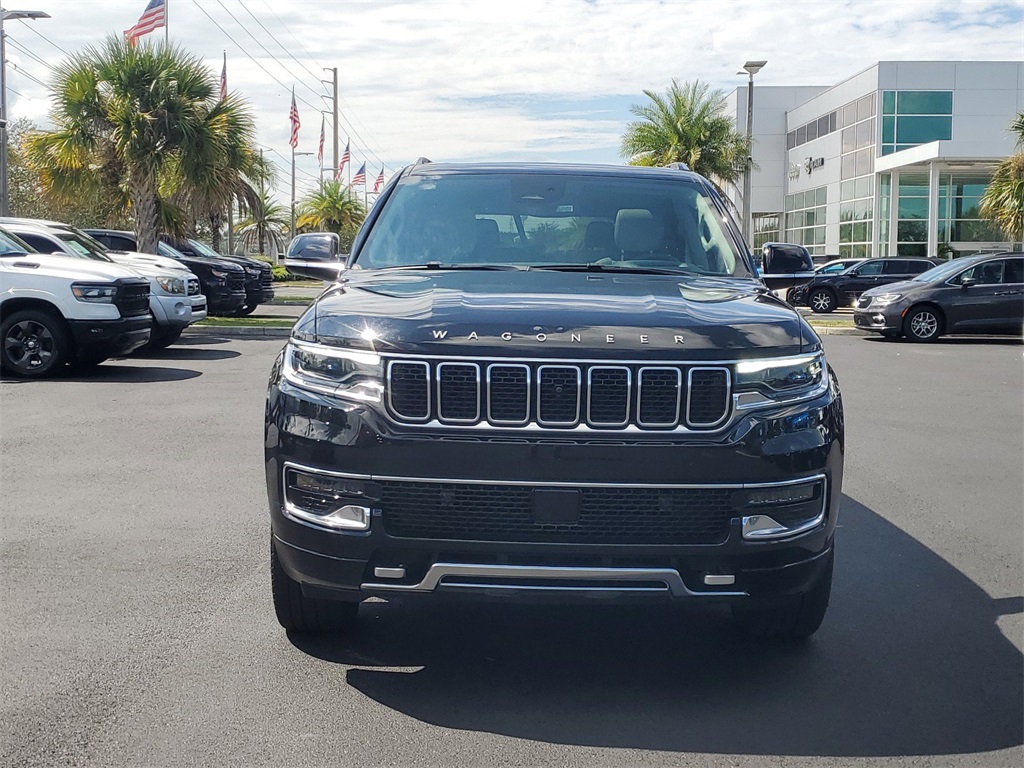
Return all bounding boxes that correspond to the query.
[0,228,152,377]
[0,218,206,349]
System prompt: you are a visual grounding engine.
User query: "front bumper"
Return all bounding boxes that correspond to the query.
[68,315,151,358]
[204,284,247,314]
[149,293,197,330]
[853,302,905,333]
[266,374,844,607]
[189,294,208,323]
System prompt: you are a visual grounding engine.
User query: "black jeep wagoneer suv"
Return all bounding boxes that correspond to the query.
[265,162,844,641]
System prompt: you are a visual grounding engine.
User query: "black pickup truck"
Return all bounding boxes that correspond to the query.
[266,162,844,642]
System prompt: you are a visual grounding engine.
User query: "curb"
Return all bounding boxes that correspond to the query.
[185,325,292,338]
[808,326,868,336]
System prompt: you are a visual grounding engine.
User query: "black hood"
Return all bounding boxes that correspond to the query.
[303,270,815,360]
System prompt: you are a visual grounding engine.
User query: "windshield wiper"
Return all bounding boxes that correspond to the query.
[376,262,525,272]
[528,263,703,276]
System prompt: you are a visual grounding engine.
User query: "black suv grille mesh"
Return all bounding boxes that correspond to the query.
[112,281,150,318]
[380,481,735,545]
[386,358,731,431]
[227,274,246,292]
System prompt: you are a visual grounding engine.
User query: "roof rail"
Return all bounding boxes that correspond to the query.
[663,162,690,171]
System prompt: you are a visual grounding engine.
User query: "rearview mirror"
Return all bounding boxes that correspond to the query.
[284,232,346,281]
[759,242,816,292]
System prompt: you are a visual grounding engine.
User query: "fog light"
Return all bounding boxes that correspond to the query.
[746,484,816,506]
[284,467,375,531]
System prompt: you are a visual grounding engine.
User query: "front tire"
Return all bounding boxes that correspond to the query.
[271,542,358,634]
[809,288,837,314]
[145,324,183,351]
[904,306,943,342]
[731,548,834,641]
[0,308,71,378]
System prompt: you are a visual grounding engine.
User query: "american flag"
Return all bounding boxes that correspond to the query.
[124,0,165,45]
[288,88,300,149]
[336,139,350,180]
[219,52,227,100]
[350,163,366,187]
[317,116,325,166]
[373,167,385,193]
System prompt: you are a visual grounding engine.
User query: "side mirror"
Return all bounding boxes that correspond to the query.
[959,276,977,288]
[760,243,816,292]
[284,232,346,281]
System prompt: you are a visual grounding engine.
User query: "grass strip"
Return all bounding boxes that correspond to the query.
[197,317,295,328]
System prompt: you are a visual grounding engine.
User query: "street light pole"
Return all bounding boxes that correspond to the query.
[737,60,766,249]
[290,150,313,242]
[0,8,50,217]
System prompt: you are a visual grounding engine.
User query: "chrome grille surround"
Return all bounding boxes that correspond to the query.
[384,355,735,433]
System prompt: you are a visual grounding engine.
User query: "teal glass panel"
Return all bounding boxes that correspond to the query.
[898,197,928,220]
[896,91,953,115]
[897,220,927,242]
[896,115,952,144]
[882,91,896,115]
[899,174,929,196]
[882,144,894,156]
[882,116,895,143]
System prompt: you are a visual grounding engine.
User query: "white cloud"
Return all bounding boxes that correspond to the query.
[5,0,1022,203]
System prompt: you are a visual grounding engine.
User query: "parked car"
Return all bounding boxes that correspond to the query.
[803,257,937,313]
[266,161,843,642]
[786,258,866,306]
[854,251,1024,341]
[0,227,150,376]
[167,238,275,316]
[84,229,247,317]
[282,231,342,280]
[1,218,205,349]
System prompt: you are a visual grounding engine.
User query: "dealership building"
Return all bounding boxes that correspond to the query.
[722,61,1023,259]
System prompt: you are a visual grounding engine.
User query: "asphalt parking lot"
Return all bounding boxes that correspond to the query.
[1,333,1021,767]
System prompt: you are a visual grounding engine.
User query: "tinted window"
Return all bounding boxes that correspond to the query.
[853,260,884,276]
[1003,258,1023,284]
[0,230,31,256]
[881,260,910,275]
[17,233,59,254]
[956,260,1005,285]
[905,260,933,274]
[357,172,750,276]
[819,263,848,274]
[106,235,137,251]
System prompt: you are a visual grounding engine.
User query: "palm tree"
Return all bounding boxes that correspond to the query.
[296,180,367,250]
[235,191,290,257]
[27,36,257,254]
[620,79,750,190]
[980,112,1024,244]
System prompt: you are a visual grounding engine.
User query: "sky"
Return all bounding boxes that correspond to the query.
[5,0,1023,201]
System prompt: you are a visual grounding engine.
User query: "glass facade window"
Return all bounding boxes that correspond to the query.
[752,212,781,251]
[881,91,953,155]
[786,93,875,151]
[895,173,929,257]
[839,172,874,259]
[937,173,1002,245]
[784,186,827,255]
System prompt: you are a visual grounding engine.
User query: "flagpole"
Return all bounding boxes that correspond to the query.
[164,0,168,43]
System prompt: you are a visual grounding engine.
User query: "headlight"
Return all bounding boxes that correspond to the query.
[246,267,260,276]
[211,270,230,279]
[869,293,902,306]
[156,276,185,294]
[71,283,117,303]
[281,340,384,402]
[734,352,829,409]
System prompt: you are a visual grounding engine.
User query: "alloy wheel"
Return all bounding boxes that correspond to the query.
[910,311,938,339]
[4,320,55,373]
[810,290,834,312]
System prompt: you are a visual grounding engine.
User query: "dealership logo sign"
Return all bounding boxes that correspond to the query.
[804,156,825,175]
[788,163,801,180]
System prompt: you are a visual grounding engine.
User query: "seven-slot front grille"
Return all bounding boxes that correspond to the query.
[385,358,731,431]
[259,265,274,288]
[380,480,735,545]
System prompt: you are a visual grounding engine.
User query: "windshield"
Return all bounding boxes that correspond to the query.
[355,172,752,276]
[187,239,222,259]
[912,258,978,282]
[0,229,33,256]
[57,233,112,262]
[158,241,189,260]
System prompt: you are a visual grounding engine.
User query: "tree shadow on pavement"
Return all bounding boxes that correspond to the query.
[290,495,1023,759]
